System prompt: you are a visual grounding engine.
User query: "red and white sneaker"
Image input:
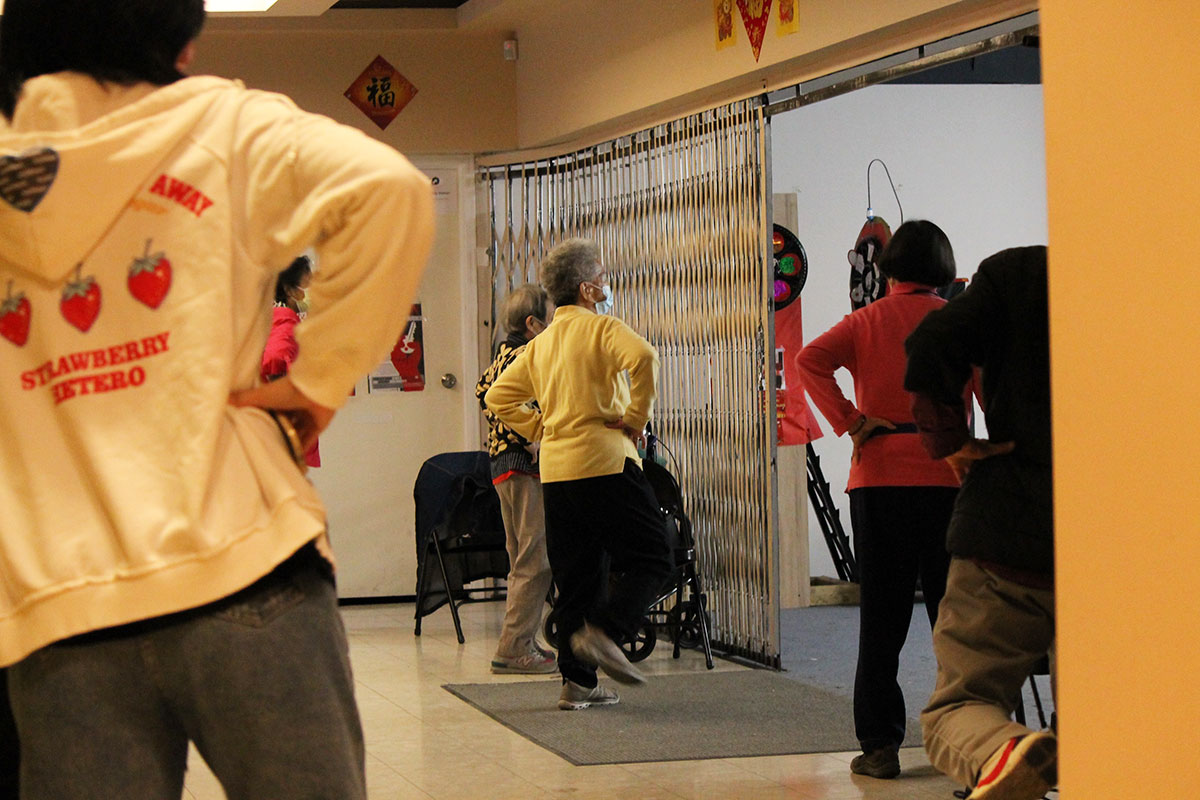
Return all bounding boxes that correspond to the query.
[969,731,1057,799]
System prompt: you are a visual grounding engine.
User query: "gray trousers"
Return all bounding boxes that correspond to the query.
[921,557,1055,787]
[8,547,365,800]
[494,474,553,658]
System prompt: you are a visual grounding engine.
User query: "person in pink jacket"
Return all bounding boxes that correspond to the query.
[262,256,321,468]
[796,220,966,781]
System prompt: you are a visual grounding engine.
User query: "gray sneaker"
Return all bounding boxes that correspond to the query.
[568,622,646,685]
[558,680,620,711]
[491,648,557,675]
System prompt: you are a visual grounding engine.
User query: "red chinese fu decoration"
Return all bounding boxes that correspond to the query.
[778,0,799,36]
[736,0,772,62]
[714,0,737,49]
[344,55,418,131]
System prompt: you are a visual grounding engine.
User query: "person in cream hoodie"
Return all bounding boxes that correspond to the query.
[0,1,433,797]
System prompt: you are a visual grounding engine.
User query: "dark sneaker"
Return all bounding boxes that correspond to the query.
[969,732,1057,799]
[850,746,901,779]
[568,622,646,685]
[557,680,620,711]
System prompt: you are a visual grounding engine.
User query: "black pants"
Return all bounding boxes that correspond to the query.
[543,459,674,687]
[849,485,957,752]
[0,669,17,800]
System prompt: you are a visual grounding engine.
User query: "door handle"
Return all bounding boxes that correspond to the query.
[440,373,457,389]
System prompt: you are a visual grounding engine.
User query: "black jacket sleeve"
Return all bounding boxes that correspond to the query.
[904,266,1003,458]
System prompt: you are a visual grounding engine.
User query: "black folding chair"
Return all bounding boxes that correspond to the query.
[412,451,509,644]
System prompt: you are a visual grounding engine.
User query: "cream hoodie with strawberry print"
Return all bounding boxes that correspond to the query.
[0,73,433,666]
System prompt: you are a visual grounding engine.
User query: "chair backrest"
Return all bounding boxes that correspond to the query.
[413,451,493,543]
[440,471,505,546]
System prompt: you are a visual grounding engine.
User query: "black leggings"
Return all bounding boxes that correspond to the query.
[849,485,957,751]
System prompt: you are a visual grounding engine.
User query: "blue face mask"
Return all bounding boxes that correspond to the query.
[594,283,614,315]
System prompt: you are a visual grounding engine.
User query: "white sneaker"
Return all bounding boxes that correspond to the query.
[557,680,619,711]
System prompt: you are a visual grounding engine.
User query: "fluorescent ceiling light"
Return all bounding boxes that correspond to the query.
[0,0,280,10]
[205,0,280,10]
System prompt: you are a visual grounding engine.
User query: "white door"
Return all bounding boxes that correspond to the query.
[310,155,481,598]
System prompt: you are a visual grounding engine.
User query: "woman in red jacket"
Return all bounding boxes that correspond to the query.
[796,220,964,780]
[262,256,321,468]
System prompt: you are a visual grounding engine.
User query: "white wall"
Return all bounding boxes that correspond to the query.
[771,83,1048,578]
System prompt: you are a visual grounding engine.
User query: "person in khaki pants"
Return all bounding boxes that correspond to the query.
[904,246,1055,800]
[476,285,556,674]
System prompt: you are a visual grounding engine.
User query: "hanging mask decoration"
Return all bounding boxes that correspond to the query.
[848,217,891,310]
[850,158,903,310]
[772,223,808,311]
[594,283,614,315]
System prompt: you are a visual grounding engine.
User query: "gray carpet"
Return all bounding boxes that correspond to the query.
[779,604,1055,726]
[443,670,920,765]
[781,604,937,705]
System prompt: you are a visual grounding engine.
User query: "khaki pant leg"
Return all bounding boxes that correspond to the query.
[921,558,1055,787]
[494,475,553,658]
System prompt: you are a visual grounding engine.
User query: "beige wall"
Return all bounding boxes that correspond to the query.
[1042,2,1200,796]
[193,17,519,154]
[506,0,1036,149]
[191,1,1034,157]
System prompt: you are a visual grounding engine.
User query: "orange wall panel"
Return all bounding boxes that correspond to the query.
[1041,1,1200,795]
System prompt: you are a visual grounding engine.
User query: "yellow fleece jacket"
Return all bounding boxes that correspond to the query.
[0,74,433,666]
[485,305,659,483]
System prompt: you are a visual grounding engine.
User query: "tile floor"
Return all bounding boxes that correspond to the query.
[183,601,964,799]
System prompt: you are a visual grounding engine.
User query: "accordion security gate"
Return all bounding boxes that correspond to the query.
[479,99,781,667]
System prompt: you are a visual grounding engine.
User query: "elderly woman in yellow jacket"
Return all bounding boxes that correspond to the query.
[486,238,673,711]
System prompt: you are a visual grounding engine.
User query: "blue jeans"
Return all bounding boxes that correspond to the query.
[8,545,365,800]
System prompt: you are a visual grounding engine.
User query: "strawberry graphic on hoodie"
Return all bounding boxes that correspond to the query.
[61,263,101,332]
[127,239,171,309]
[0,280,31,346]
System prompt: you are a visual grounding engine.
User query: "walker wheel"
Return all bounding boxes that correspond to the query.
[620,621,657,662]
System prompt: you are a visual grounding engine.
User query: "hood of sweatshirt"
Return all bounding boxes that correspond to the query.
[0,73,234,288]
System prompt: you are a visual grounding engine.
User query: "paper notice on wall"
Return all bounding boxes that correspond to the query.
[369,304,425,392]
[427,171,455,215]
